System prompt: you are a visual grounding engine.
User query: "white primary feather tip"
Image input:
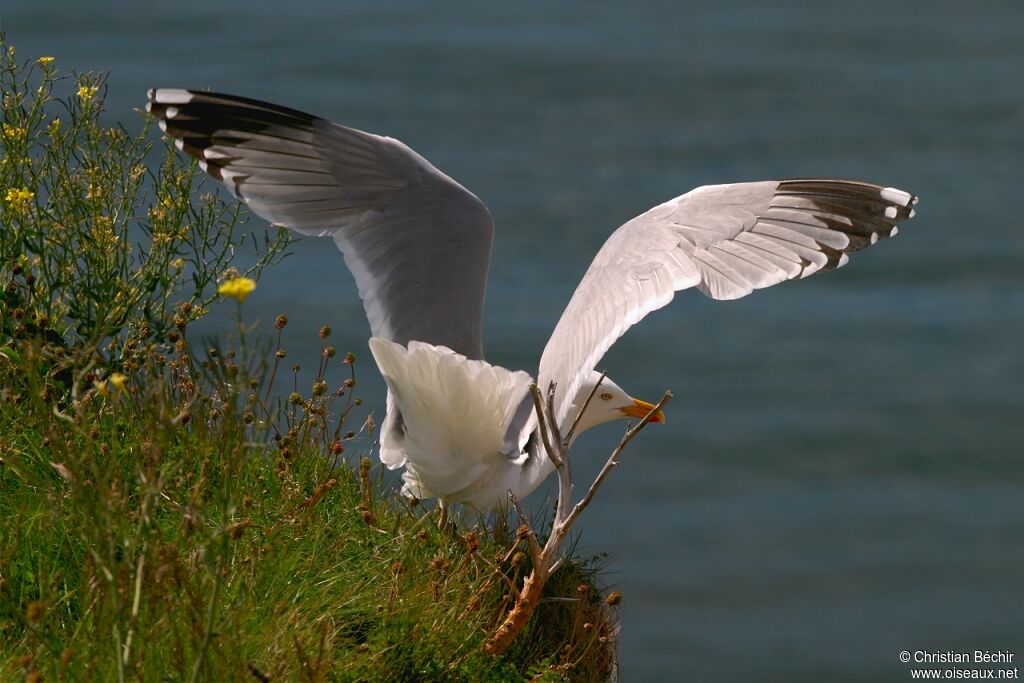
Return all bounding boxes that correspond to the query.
[148,88,194,104]
[881,187,913,206]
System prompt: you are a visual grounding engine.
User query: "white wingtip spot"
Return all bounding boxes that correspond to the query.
[157,120,167,133]
[203,148,232,160]
[890,226,899,237]
[144,101,153,113]
[199,160,208,173]
[870,232,879,245]
[884,206,898,219]
[151,88,195,104]
[174,138,184,151]
[881,187,912,206]
[837,253,849,268]
[909,208,916,219]
[165,106,180,119]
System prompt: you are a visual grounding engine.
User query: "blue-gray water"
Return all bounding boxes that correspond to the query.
[6,1,1022,679]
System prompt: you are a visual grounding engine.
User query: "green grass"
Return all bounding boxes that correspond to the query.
[0,336,618,681]
[0,38,618,682]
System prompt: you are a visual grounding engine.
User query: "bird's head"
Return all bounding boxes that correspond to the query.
[569,372,665,435]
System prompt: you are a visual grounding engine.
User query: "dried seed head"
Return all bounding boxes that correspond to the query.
[25,600,44,622]
[276,349,286,359]
[275,314,288,329]
[343,351,356,365]
[319,325,331,339]
[606,591,622,606]
[323,346,335,358]
[288,392,303,406]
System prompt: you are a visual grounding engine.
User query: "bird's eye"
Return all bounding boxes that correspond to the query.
[600,392,613,401]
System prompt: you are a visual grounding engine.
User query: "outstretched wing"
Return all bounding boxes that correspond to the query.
[538,179,918,427]
[147,89,494,359]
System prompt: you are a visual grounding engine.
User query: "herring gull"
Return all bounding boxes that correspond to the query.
[146,89,917,510]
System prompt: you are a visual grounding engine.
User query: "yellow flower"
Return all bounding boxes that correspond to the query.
[37,56,55,67]
[170,258,185,270]
[218,277,256,304]
[2,123,27,142]
[77,84,99,101]
[4,188,34,210]
[48,118,62,135]
[94,380,109,397]
[108,372,128,392]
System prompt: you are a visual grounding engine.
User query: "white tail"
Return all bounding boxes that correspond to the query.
[368,338,534,501]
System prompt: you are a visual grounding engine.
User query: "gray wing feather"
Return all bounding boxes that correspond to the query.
[538,179,918,427]
[146,88,493,359]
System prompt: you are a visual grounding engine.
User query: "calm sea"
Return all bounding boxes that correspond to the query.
[5,1,1022,679]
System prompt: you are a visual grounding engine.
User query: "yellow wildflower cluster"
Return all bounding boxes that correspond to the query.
[148,195,176,221]
[218,277,257,304]
[37,56,55,67]
[2,123,27,142]
[94,372,127,397]
[77,84,99,101]
[91,215,121,247]
[48,118,62,135]
[4,188,34,210]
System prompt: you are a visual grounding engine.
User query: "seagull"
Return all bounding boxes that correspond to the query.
[147,89,917,511]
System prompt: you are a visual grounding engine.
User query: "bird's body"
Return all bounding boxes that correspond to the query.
[147,89,917,511]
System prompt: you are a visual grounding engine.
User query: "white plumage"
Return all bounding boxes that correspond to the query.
[147,89,917,510]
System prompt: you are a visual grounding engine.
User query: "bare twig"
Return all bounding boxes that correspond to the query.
[545,383,563,451]
[563,391,672,530]
[528,384,561,468]
[508,490,541,562]
[564,370,608,446]
[484,383,672,656]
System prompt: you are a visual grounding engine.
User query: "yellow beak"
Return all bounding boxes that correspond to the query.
[620,398,666,423]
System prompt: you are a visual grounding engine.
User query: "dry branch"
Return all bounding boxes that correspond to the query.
[484,382,672,655]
